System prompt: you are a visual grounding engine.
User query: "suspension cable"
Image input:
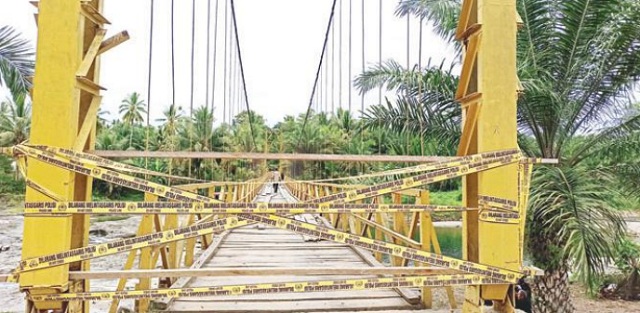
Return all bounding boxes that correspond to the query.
[418,16,424,156]
[377,0,382,155]
[210,0,219,157]
[145,0,155,173]
[223,0,228,126]
[360,0,364,117]
[338,0,342,110]
[317,70,321,112]
[324,38,329,112]
[229,28,236,122]
[348,0,352,113]
[405,14,410,155]
[378,0,382,105]
[205,0,212,113]
[331,14,335,113]
[188,0,196,177]
[360,0,365,155]
[171,0,176,106]
[230,0,257,150]
[406,15,410,69]
[169,0,176,184]
[296,0,339,149]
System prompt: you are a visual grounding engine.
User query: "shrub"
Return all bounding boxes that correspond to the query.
[614,238,640,300]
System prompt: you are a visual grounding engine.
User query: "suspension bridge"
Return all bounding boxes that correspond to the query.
[0,0,549,312]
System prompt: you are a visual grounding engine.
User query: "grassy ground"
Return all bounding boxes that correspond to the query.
[430,189,463,221]
[430,189,463,206]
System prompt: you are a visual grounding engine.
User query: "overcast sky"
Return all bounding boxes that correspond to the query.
[1,0,456,126]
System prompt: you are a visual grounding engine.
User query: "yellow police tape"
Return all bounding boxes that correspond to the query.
[309,150,522,204]
[4,216,247,283]
[23,201,473,215]
[303,153,487,183]
[15,144,521,206]
[301,153,547,184]
[518,163,534,263]
[478,211,520,224]
[15,145,220,203]
[27,145,205,182]
[10,209,522,285]
[16,144,522,230]
[9,145,527,287]
[28,274,503,301]
[478,195,518,212]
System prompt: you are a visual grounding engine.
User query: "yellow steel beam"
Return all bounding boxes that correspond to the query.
[22,0,83,309]
[76,29,107,77]
[73,96,102,151]
[455,33,481,100]
[458,0,520,311]
[23,0,105,311]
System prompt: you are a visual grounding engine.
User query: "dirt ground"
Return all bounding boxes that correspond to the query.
[0,212,145,312]
[1,205,640,312]
[571,284,640,313]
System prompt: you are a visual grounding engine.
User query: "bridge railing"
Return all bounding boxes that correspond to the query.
[284,180,457,308]
[110,174,268,312]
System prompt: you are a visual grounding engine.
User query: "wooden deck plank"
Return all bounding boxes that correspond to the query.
[172,290,402,302]
[187,275,381,287]
[166,185,420,312]
[168,297,416,312]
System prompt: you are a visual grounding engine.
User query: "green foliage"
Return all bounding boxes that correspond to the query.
[360,1,640,301]
[613,237,640,300]
[0,26,33,148]
[430,189,462,206]
[528,165,626,292]
[0,25,34,96]
[0,155,23,195]
[614,238,640,276]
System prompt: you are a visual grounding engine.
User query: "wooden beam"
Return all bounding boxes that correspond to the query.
[457,102,482,156]
[80,2,110,25]
[348,236,422,305]
[89,150,558,165]
[91,150,451,163]
[76,76,105,95]
[350,214,421,249]
[76,29,107,77]
[73,95,102,151]
[97,31,129,55]
[455,33,482,100]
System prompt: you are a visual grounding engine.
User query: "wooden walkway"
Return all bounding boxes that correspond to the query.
[163,184,422,312]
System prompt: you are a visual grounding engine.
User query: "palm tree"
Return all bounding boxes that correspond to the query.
[96,108,110,134]
[118,92,147,148]
[157,104,183,151]
[0,93,30,146]
[0,26,34,97]
[358,1,640,311]
[0,25,34,148]
[188,106,215,178]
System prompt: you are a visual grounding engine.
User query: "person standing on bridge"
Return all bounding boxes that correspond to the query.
[272,171,280,193]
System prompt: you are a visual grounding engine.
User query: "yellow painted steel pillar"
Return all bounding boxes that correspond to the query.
[457,0,520,311]
[418,191,433,308]
[22,0,105,311]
